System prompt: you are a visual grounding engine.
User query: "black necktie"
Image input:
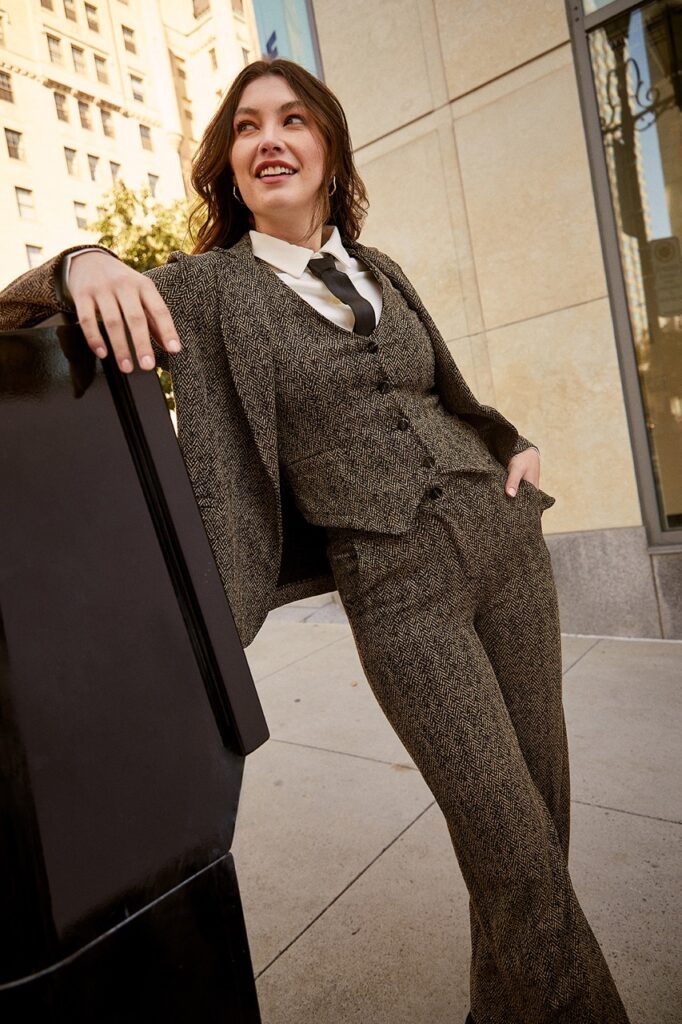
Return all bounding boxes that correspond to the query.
[306,252,377,336]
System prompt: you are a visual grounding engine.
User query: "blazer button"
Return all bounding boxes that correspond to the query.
[396,416,410,431]
[427,484,443,500]
[422,454,436,468]
[366,340,379,353]
[377,379,392,394]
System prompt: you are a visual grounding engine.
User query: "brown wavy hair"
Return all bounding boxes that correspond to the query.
[187,58,369,253]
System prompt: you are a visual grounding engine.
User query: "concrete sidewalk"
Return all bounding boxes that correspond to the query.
[232,594,681,1024]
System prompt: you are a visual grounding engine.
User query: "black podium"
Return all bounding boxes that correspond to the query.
[0,317,269,1021]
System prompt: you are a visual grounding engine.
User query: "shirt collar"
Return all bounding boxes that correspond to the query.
[249,223,354,278]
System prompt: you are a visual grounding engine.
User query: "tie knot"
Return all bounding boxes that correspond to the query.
[307,252,337,277]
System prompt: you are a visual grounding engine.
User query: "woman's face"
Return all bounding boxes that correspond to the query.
[230,75,328,231]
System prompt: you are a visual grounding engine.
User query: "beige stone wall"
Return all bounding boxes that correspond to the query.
[313,0,641,535]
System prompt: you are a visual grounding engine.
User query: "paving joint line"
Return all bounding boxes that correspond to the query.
[269,736,417,771]
[254,800,436,980]
[250,630,352,685]
[572,797,681,826]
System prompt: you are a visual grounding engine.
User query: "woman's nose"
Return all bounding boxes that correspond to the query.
[258,136,284,152]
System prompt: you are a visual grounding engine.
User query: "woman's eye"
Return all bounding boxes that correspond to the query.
[235,114,304,133]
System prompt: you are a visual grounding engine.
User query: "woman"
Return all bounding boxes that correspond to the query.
[0,58,630,1024]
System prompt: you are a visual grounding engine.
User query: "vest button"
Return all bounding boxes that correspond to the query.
[377,379,392,394]
[422,455,436,468]
[427,485,443,500]
[396,416,410,431]
[366,340,379,353]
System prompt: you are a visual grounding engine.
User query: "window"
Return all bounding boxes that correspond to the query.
[87,153,99,181]
[193,0,210,16]
[47,34,62,64]
[26,245,43,268]
[78,100,92,129]
[130,74,144,102]
[74,201,88,229]
[0,71,13,103]
[570,1,682,543]
[54,91,69,121]
[40,0,53,9]
[121,25,136,54]
[231,0,244,14]
[209,47,217,71]
[64,146,77,174]
[147,172,158,197]
[175,56,187,81]
[85,4,99,32]
[241,47,250,66]
[4,128,24,159]
[71,45,86,75]
[63,0,77,21]
[94,55,108,83]
[109,160,120,181]
[139,123,152,150]
[15,187,35,218]
[96,205,106,218]
[100,108,114,137]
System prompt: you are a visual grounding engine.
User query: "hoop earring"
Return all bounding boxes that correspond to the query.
[233,184,245,205]
[328,175,336,196]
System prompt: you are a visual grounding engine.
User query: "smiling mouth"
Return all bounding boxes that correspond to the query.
[256,169,298,181]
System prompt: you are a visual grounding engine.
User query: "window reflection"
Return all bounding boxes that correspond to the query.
[583,0,626,13]
[589,2,682,530]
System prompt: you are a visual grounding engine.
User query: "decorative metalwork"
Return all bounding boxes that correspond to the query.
[600,55,677,136]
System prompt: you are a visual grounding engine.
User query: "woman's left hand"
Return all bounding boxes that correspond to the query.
[505,447,540,497]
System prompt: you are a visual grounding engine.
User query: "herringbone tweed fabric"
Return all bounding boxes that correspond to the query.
[327,469,630,1024]
[0,230,540,647]
[266,250,556,532]
[0,234,632,1020]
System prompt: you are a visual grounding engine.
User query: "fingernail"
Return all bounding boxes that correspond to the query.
[121,358,133,372]
[167,339,181,352]
[95,347,107,358]
[140,355,154,369]
[508,487,516,496]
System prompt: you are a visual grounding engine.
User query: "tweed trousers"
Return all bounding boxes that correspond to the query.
[325,466,630,1024]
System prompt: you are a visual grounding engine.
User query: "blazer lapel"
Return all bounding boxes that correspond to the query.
[347,241,484,420]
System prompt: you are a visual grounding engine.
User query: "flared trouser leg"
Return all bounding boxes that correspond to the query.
[325,470,629,1024]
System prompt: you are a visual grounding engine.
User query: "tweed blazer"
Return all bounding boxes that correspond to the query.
[0,232,535,647]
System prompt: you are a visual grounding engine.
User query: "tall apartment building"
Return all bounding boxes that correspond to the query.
[0,0,260,283]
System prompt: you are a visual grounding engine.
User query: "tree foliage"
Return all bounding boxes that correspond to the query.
[88,179,196,270]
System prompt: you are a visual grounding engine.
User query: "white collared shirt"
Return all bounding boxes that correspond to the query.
[63,224,384,334]
[249,223,383,332]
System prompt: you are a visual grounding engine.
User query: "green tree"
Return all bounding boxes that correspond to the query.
[87,181,204,412]
[88,179,195,270]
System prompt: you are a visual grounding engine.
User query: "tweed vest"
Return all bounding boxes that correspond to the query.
[265,258,502,534]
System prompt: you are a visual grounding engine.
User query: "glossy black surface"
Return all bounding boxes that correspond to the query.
[0,321,266,1018]
[2,855,260,1023]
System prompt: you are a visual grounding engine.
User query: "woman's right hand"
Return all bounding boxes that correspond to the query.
[68,250,182,373]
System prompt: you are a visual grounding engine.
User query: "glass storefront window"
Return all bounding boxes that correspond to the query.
[583,0,626,13]
[588,1,682,530]
[251,0,321,76]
